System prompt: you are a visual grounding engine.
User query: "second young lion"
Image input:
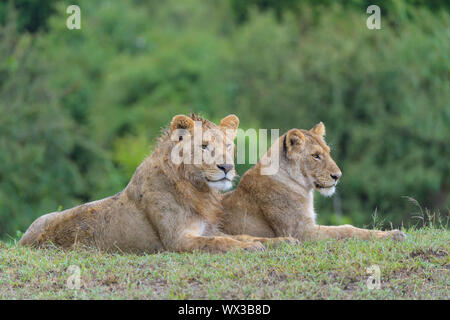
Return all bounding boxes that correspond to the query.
[221,122,407,241]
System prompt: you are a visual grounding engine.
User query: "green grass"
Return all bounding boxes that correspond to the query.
[0,227,448,299]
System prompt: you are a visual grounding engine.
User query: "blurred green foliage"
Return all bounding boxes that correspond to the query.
[0,0,56,32]
[0,0,448,237]
[0,9,81,235]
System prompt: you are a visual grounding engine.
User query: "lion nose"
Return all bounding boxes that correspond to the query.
[217,164,233,173]
[331,173,341,181]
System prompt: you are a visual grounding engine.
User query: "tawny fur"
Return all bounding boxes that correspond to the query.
[221,123,407,241]
[19,114,292,253]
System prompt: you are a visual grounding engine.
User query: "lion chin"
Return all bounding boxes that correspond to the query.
[317,185,336,197]
[207,179,233,191]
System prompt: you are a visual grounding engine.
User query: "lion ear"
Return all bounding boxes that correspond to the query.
[170,115,195,131]
[170,115,195,140]
[220,114,239,130]
[310,122,325,137]
[285,129,305,151]
[220,114,239,138]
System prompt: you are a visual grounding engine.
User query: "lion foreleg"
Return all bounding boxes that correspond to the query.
[177,234,265,253]
[226,234,298,247]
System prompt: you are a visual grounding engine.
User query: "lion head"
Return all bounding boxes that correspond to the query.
[166,113,239,192]
[282,122,342,197]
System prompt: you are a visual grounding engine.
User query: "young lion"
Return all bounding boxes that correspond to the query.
[221,122,407,241]
[19,114,292,253]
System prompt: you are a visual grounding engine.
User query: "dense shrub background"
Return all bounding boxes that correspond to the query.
[0,0,448,237]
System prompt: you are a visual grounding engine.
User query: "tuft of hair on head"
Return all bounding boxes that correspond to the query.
[310,122,326,137]
[189,113,208,123]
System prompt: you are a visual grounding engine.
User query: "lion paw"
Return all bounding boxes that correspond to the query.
[242,241,265,252]
[283,236,300,245]
[386,230,407,241]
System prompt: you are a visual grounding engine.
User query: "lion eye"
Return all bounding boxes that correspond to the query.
[312,153,321,160]
[201,144,208,150]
